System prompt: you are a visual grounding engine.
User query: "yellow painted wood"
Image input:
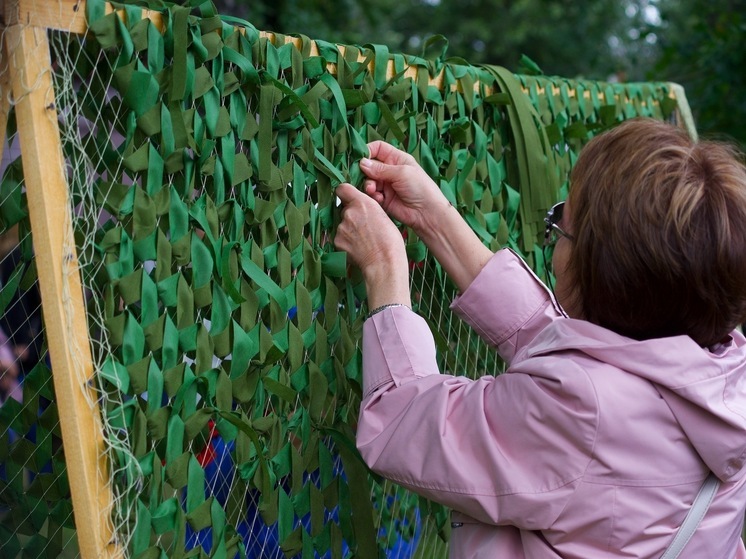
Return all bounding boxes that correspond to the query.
[3,0,89,33]
[669,83,698,141]
[3,0,162,34]
[5,23,121,559]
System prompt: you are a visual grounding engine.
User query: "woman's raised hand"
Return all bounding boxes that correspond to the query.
[360,141,450,232]
[334,183,411,309]
[343,140,492,294]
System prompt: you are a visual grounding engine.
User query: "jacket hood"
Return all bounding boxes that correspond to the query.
[527,319,746,481]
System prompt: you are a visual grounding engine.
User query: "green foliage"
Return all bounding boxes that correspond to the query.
[653,0,746,147]
[218,0,404,48]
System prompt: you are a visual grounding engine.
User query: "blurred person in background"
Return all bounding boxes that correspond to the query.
[0,325,21,405]
[0,225,43,379]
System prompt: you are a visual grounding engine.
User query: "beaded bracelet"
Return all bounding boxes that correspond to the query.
[365,303,410,320]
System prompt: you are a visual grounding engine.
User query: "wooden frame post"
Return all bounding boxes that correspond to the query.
[3,23,121,559]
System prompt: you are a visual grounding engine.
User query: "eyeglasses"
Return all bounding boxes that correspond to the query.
[542,201,573,310]
[544,201,574,246]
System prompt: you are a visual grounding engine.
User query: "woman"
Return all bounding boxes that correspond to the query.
[333,118,746,558]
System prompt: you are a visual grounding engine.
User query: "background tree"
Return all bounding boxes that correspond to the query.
[653,0,746,147]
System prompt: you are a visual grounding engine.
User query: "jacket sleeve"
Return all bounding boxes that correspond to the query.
[358,309,597,528]
[357,252,598,529]
[450,248,563,365]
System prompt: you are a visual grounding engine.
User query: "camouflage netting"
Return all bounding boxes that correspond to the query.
[0,1,681,557]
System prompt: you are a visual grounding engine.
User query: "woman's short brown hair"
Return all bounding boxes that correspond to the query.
[567,117,746,347]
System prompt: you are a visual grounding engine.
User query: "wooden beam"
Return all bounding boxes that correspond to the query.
[5,23,121,559]
[669,82,698,140]
[3,0,89,33]
[3,0,163,34]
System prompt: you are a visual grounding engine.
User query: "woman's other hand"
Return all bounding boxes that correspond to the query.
[358,141,493,293]
[360,141,450,233]
[334,183,411,309]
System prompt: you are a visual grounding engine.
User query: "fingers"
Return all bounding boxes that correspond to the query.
[335,182,365,205]
[359,157,399,182]
[362,141,420,184]
[367,140,411,164]
[363,180,385,203]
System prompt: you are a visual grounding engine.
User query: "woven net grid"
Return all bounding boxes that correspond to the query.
[0,1,679,557]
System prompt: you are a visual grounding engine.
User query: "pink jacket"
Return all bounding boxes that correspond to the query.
[358,249,746,558]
